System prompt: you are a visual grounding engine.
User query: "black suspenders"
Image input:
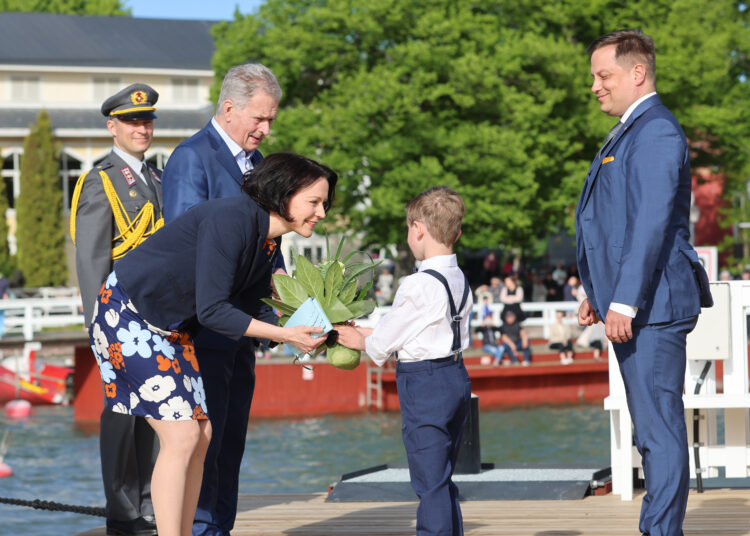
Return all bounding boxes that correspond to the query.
[422,269,470,360]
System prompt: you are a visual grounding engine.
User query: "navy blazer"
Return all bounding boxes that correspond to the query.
[162,120,263,221]
[575,95,701,325]
[115,195,278,341]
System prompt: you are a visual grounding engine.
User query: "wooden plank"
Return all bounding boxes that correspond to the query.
[77,489,750,535]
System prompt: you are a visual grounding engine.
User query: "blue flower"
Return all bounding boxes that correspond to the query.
[117,321,153,358]
[191,376,207,414]
[90,344,102,366]
[151,334,175,360]
[105,272,118,289]
[99,360,116,383]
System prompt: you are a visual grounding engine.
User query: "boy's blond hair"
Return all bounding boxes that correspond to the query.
[406,186,465,247]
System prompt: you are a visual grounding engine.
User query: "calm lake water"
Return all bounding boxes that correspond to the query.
[0,404,609,535]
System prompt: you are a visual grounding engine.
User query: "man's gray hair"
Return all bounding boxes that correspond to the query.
[215,63,282,115]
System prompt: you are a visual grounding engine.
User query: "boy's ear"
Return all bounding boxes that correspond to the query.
[454,229,462,244]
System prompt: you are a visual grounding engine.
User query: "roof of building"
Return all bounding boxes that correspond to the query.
[0,12,216,70]
[1,108,213,132]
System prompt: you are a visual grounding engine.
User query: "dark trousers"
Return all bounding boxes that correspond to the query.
[192,340,255,536]
[613,315,698,536]
[100,408,158,521]
[396,357,471,536]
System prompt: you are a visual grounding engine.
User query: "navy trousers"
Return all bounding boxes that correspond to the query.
[612,315,698,536]
[397,357,471,536]
[100,408,157,521]
[192,340,256,536]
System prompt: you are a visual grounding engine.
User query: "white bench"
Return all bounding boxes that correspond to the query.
[605,281,750,500]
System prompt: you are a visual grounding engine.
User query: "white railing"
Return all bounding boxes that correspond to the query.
[358,300,580,338]
[0,295,84,340]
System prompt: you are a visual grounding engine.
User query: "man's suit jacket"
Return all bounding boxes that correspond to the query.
[161,120,278,348]
[575,95,701,326]
[74,151,162,325]
[161,120,262,222]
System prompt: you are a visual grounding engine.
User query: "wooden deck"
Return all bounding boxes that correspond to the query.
[79,488,750,535]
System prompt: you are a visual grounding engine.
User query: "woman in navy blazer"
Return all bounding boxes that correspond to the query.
[88,153,335,536]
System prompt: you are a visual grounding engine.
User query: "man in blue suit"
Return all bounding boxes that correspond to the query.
[161,63,284,536]
[576,30,711,536]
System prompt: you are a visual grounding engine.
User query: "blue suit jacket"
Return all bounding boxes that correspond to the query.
[162,120,282,348]
[575,95,701,326]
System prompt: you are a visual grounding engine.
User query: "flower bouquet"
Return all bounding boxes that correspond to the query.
[261,236,380,370]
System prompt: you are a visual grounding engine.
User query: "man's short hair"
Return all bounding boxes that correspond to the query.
[241,153,337,222]
[587,29,656,81]
[216,63,282,115]
[406,186,465,247]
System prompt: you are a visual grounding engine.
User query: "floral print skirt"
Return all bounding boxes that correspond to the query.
[88,271,209,421]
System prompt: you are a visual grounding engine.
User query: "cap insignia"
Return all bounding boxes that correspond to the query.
[130,91,147,105]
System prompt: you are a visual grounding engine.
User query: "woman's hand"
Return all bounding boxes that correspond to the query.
[283,325,326,353]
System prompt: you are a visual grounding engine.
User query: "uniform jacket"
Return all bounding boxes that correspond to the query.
[115,195,278,341]
[74,150,162,325]
[575,95,702,326]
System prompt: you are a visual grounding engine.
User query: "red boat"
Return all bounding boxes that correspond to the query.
[0,344,73,405]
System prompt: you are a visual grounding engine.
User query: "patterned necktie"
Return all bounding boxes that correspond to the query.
[599,121,623,155]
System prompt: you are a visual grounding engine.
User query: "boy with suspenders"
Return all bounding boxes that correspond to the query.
[338,186,473,536]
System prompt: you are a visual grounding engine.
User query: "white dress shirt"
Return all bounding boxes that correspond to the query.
[211,117,257,172]
[112,146,148,185]
[365,254,473,367]
[608,92,658,319]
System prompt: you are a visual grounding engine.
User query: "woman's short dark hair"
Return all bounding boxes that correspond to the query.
[241,153,337,221]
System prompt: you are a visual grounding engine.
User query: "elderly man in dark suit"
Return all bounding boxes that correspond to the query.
[576,30,711,536]
[161,63,285,536]
[71,83,163,536]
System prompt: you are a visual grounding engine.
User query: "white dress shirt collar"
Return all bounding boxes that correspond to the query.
[620,91,657,124]
[417,254,458,272]
[112,146,147,185]
[211,116,257,172]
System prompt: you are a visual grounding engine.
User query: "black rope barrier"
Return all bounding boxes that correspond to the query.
[0,496,105,517]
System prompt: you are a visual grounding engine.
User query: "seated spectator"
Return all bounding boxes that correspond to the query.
[576,321,606,360]
[489,276,503,303]
[476,310,504,366]
[531,273,547,302]
[549,310,575,365]
[500,275,526,321]
[376,267,394,305]
[552,263,567,288]
[499,310,531,366]
[562,276,578,302]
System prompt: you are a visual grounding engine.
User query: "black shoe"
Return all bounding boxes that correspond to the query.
[106,516,158,536]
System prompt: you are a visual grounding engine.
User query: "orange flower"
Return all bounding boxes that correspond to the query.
[264,239,277,256]
[167,332,181,344]
[171,358,181,374]
[182,341,199,372]
[192,405,206,420]
[105,383,116,398]
[108,342,122,361]
[155,354,171,371]
[100,288,112,304]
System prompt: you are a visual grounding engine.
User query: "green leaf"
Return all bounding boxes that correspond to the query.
[338,278,357,304]
[342,260,382,289]
[346,299,376,319]
[321,296,352,323]
[273,274,309,308]
[260,297,298,316]
[356,281,373,301]
[294,253,324,302]
[323,260,343,306]
[334,234,346,261]
[278,315,290,327]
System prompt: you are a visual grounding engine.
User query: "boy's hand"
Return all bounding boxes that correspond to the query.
[336,325,366,351]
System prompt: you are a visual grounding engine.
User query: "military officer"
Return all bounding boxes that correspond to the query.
[71,83,162,536]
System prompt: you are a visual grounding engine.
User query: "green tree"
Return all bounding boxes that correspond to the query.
[0,176,16,278]
[212,0,749,261]
[0,0,129,15]
[17,110,68,287]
